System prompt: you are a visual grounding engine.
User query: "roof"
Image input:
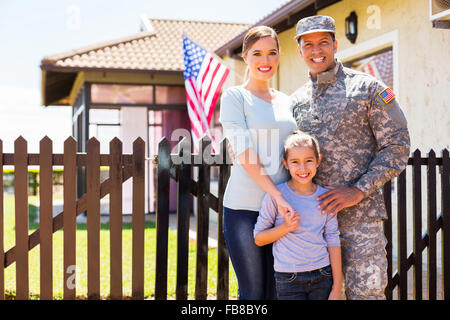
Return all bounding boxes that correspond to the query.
[215,0,342,56]
[41,18,250,73]
[40,18,250,106]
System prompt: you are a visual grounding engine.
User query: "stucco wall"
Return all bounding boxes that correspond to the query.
[276,0,450,151]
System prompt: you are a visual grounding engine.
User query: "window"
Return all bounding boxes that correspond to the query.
[89,108,120,153]
[91,84,154,104]
[344,49,393,89]
[155,86,186,105]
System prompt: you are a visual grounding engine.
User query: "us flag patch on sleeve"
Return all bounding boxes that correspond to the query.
[378,87,396,103]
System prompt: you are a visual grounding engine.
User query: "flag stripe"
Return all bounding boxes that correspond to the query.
[197,54,212,87]
[203,63,222,107]
[185,81,209,133]
[198,55,214,90]
[207,68,229,124]
[204,65,228,117]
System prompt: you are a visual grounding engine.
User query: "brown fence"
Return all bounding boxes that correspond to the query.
[0,136,449,300]
[0,136,145,300]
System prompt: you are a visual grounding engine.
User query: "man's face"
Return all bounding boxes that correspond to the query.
[298,32,337,78]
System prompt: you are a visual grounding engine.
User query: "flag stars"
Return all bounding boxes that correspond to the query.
[183,36,207,80]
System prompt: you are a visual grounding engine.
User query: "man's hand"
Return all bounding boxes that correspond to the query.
[317,186,364,216]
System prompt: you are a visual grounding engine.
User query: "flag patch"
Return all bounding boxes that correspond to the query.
[378,87,395,103]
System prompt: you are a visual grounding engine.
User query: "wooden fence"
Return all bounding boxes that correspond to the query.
[0,136,145,300]
[0,136,449,300]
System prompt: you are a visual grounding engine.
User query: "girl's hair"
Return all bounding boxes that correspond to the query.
[242,26,279,82]
[283,130,321,160]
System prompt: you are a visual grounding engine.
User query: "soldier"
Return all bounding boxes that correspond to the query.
[290,15,410,299]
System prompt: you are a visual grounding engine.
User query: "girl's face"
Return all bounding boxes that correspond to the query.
[243,36,279,82]
[282,145,321,186]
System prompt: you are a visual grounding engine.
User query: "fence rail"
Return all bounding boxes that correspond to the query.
[0,136,449,300]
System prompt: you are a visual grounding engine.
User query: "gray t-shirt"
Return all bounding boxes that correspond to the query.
[254,183,340,273]
[219,86,297,211]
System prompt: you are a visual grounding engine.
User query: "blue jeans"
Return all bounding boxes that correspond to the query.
[275,265,333,300]
[223,207,276,300]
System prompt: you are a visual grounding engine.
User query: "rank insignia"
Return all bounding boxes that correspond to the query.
[378,87,395,104]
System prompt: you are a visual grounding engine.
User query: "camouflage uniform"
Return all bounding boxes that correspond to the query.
[290,58,410,299]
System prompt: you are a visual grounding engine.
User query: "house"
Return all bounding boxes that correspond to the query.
[40,0,449,214]
[40,18,250,213]
[216,0,450,152]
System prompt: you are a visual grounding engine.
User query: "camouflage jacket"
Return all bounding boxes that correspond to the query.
[290,61,410,227]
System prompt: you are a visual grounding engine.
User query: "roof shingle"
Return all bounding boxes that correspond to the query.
[41,18,250,73]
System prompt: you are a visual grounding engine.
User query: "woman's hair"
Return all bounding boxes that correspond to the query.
[242,26,279,82]
[283,130,321,160]
[242,25,279,56]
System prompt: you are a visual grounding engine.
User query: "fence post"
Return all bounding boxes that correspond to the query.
[0,140,3,300]
[14,137,29,300]
[176,138,191,300]
[155,137,170,300]
[87,137,101,300]
[40,137,53,300]
[427,149,437,299]
[441,149,450,300]
[109,138,123,300]
[132,138,145,300]
[397,169,407,299]
[195,137,211,300]
[412,149,423,300]
[217,139,230,300]
[383,180,393,300]
[63,137,77,300]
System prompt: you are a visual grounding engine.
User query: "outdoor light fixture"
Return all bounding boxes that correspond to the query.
[345,11,358,44]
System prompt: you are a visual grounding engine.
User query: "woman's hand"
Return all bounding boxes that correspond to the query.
[273,193,297,221]
[328,287,343,300]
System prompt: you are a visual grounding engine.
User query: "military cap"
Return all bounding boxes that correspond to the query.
[294,15,336,41]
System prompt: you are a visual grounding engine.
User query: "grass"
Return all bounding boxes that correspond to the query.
[2,195,238,299]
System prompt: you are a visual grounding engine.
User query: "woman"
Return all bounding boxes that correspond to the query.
[219,26,297,300]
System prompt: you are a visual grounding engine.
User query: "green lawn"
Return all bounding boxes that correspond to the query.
[2,195,238,299]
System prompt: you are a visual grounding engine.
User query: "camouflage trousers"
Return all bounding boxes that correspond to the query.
[339,220,388,300]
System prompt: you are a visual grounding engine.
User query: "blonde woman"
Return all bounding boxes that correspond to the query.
[219,26,297,300]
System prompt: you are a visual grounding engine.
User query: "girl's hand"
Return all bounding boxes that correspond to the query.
[283,213,300,232]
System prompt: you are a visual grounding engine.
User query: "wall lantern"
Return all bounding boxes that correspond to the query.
[345,11,358,43]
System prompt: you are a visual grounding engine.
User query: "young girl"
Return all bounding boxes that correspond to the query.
[219,26,297,300]
[254,130,342,300]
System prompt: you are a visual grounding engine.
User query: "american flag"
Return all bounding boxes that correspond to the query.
[358,51,393,89]
[378,87,395,103]
[182,35,229,152]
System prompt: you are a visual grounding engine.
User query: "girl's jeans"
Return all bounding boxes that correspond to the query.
[275,265,333,300]
[223,207,276,300]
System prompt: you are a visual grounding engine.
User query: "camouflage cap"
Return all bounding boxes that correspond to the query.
[294,15,336,41]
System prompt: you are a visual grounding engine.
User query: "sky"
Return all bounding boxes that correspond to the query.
[0,0,287,152]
